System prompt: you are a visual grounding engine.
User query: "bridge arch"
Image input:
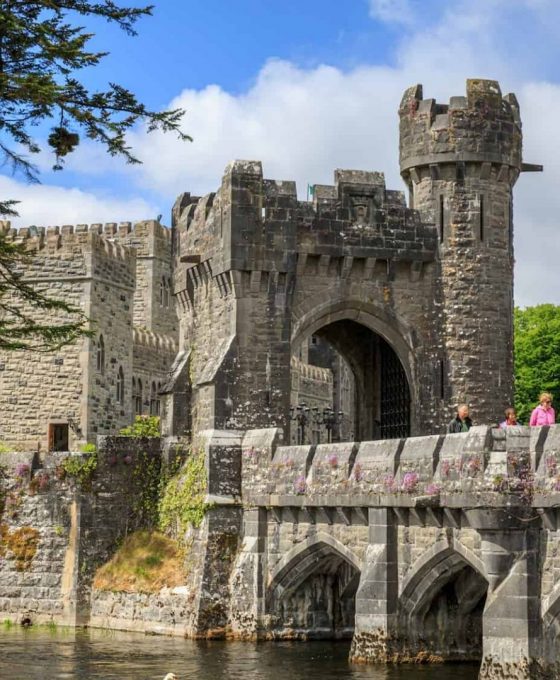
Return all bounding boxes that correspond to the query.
[291,297,416,440]
[266,533,362,640]
[398,538,488,661]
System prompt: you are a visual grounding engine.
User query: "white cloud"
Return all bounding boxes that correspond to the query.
[0,175,159,228]
[368,0,415,25]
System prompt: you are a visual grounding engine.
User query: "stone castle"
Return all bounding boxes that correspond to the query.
[1,79,559,680]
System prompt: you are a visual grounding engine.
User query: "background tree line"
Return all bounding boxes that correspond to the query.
[514,304,560,423]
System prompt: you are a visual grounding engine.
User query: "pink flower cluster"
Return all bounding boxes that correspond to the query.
[293,475,307,495]
[327,453,338,468]
[352,463,364,482]
[424,482,441,496]
[401,472,419,493]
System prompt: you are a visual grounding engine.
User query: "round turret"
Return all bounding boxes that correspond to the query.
[399,79,522,184]
[398,79,526,425]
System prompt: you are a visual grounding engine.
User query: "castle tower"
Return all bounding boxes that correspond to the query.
[399,79,530,423]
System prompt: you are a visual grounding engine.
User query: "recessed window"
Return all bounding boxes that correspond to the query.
[160,277,171,307]
[96,335,105,373]
[116,366,125,404]
[48,423,69,452]
[439,195,445,243]
[150,381,157,416]
[133,377,143,415]
[479,194,485,241]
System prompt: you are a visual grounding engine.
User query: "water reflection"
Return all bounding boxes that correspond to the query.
[0,628,479,679]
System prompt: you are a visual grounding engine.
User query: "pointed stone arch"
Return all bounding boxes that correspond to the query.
[290,297,416,439]
[266,532,362,639]
[399,538,488,616]
[398,537,488,661]
[267,531,361,604]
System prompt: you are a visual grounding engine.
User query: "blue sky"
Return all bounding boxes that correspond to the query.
[2,0,560,305]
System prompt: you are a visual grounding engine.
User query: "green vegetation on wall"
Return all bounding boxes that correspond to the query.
[120,416,161,438]
[159,447,209,535]
[61,447,97,488]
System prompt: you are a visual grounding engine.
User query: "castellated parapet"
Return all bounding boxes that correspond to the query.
[399,78,522,176]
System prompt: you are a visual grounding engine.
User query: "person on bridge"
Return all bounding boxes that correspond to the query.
[447,404,472,433]
[499,407,519,428]
[529,392,555,426]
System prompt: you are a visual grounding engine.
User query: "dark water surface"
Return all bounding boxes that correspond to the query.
[0,628,479,680]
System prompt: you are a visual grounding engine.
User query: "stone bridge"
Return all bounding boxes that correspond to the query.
[195,424,560,678]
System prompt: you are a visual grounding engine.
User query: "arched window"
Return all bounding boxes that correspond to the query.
[150,381,157,415]
[156,382,162,416]
[166,278,172,307]
[134,377,143,415]
[96,335,105,373]
[116,366,125,404]
[160,276,170,308]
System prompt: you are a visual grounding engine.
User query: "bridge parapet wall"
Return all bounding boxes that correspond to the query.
[240,425,560,509]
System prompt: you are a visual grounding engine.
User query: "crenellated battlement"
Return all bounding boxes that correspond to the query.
[399,78,523,177]
[132,327,177,353]
[0,221,138,264]
[291,356,333,383]
[0,219,171,257]
[175,161,437,281]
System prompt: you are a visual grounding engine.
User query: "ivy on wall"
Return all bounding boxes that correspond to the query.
[159,447,209,535]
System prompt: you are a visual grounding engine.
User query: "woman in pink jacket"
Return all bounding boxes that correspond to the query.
[529,392,555,426]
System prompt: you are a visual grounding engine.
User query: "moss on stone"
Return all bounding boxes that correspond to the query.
[0,524,40,571]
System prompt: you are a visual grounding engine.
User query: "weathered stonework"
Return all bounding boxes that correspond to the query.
[0,221,177,450]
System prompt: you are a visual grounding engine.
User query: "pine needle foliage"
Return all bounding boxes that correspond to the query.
[0,1,190,351]
[0,230,92,351]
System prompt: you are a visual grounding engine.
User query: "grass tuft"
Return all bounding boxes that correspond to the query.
[93,531,185,594]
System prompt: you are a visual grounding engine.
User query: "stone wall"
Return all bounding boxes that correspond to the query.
[0,222,178,448]
[114,220,178,338]
[132,329,177,417]
[0,436,161,626]
[90,589,191,636]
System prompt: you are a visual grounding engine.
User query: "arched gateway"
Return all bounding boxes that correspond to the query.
[172,163,439,441]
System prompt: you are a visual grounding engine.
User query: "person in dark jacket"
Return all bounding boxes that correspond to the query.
[448,404,472,433]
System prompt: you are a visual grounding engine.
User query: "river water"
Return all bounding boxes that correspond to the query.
[0,628,480,679]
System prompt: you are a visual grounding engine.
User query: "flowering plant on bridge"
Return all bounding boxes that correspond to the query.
[327,453,338,468]
[294,475,307,495]
[424,482,441,496]
[383,474,397,493]
[401,472,419,493]
[546,455,557,477]
[462,456,481,477]
[14,464,30,481]
[352,463,364,483]
[440,460,452,478]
